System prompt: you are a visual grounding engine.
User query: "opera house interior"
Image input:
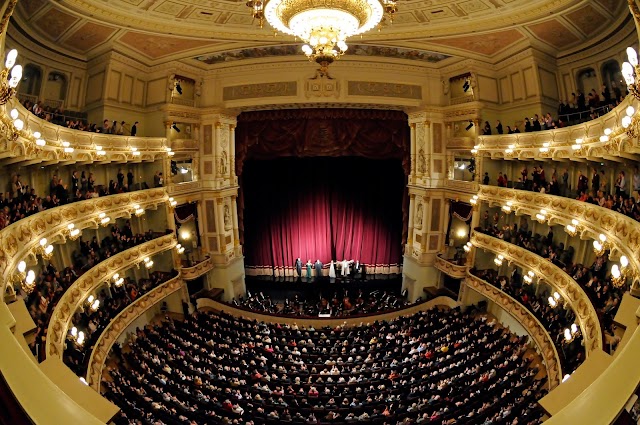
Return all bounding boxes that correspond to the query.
[2,0,640,423]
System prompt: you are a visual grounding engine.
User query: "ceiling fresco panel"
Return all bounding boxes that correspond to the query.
[526,19,581,48]
[429,29,525,56]
[33,7,79,41]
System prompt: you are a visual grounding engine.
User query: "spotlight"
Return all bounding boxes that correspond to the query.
[175,81,182,95]
[465,120,474,131]
[172,123,181,132]
[463,78,470,92]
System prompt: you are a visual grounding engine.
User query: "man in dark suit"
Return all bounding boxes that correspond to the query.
[295,258,302,277]
[351,260,360,278]
[314,260,322,280]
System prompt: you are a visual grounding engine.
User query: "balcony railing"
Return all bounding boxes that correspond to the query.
[444,178,478,194]
[470,231,603,355]
[476,185,640,291]
[0,188,169,299]
[435,254,467,278]
[475,96,640,160]
[85,275,184,390]
[464,272,562,389]
[45,234,177,359]
[1,99,170,165]
[181,256,214,280]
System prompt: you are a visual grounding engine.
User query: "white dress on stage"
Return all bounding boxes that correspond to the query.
[329,261,336,279]
[341,260,350,276]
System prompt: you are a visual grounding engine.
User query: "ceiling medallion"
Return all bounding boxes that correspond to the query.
[246,0,397,73]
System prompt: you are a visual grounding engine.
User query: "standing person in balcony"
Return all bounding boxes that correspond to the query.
[117,169,125,190]
[71,171,79,199]
[633,167,640,197]
[615,171,626,196]
[495,120,503,134]
[482,121,491,135]
[131,121,139,137]
[592,168,600,195]
[127,169,134,191]
[577,171,588,196]
[532,114,542,131]
[524,117,532,132]
[80,171,87,193]
[101,119,111,133]
[482,172,489,185]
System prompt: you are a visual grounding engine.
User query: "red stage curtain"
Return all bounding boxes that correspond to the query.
[236,108,410,250]
[242,157,404,272]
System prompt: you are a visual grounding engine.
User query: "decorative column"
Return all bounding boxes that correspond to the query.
[229,124,237,180]
[409,123,416,183]
[407,194,416,247]
[216,198,226,253]
[231,195,239,248]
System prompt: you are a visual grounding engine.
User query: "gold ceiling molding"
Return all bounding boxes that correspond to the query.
[0,188,169,297]
[435,254,467,279]
[181,257,214,281]
[45,233,177,359]
[85,275,184,390]
[471,231,603,355]
[464,272,562,389]
[475,97,640,160]
[477,185,640,288]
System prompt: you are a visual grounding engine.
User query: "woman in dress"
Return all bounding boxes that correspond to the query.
[306,260,312,279]
[329,261,336,279]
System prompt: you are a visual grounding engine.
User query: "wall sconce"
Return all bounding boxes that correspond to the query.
[493,254,504,267]
[133,204,145,217]
[95,145,106,156]
[539,142,550,153]
[169,197,178,208]
[70,327,85,346]
[176,244,185,254]
[67,223,81,240]
[37,238,54,260]
[592,234,608,256]
[470,195,479,206]
[563,323,580,342]
[523,270,535,284]
[166,147,175,157]
[535,209,547,224]
[0,49,22,105]
[622,47,640,100]
[564,219,580,237]
[143,257,154,269]
[22,270,36,294]
[112,273,125,287]
[131,147,141,156]
[98,212,111,226]
[501,201,513,214]
[86,295,100,311]
[548,291,561,307]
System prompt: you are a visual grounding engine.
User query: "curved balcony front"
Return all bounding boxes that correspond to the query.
[464,272,562,389]
[0,99,170,166]
[476,185,640,289]
[475,97,640,161]
[181,256,214,280]
[45,233,177,358]
[86,275,184,390]
[435,254,467,279]
[470,231,603,355]
[0,188,169,297]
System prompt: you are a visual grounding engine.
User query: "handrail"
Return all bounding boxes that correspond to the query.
[0,188,169,296]
[475,96,640,158]
[476,185,640,288]
[464,272,562,389]
[181,256,213,280]
[45,234,177,359]
[85,275,184,390]
[435,254,467,278]
[471,231,603,354]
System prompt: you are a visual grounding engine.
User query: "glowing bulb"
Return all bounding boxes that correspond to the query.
[564,329,572,341]
[599,234,606,242]
[604,128,612,136]
[620,256,629,268]
[87,295,95,304]
[9,108,18,119]
[627,47,639,67]
[622,116,632,128]
[5,49,17,69]
[611,264,621,279]
[25,270,35,285]
[622,62,635,85]
[39,238,47,247]
[17,261,26,273]
[627,106,635,117]
[554,292,561,300]
[62,141,70,147]
[571,324,578,334]
[71,326,78,337]
[13,119,23,131]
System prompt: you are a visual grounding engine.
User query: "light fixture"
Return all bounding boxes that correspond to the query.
[604,128,612,136]
[143,257,154,269]
[470,145,479,155]
[469,195,478,206]
[90,299,100,311]
[171,123,180,132]
[462,242,472,253]
[176,244,186,254]
[63,147,74,154]
[247,0,396,73]
[9,108,18,120]
[623,47,640,100]
[564,219,579,237]
[493,254,504,267]
[592,234,608,256]
[67,223,81,240]
[539,147,549,153]
[98,212,111,226]
[523,270,535,284]
[564,323,580,342]
[22,269,36,294]
[548,292,561,308]
[169,197,178,208]
[562,374,571,383]
[466,121,474,131]
[133,204,145,217]
[37,238,54,260]
[535,209,547,224]
[76,331,85,346]
[505,148,513,155]
[0,49,22,105]
[502,201,513,214]
[180,167,188,174]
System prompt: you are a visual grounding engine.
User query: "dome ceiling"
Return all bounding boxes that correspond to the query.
[11,0,630,64]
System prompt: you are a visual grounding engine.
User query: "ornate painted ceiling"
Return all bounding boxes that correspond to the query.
[11,0,631,65]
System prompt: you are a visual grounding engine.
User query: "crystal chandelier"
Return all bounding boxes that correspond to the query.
[246,0,397,71]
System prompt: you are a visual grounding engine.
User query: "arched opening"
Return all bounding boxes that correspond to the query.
[18,63,42,99]
[576,68,597,96]
[601,60,623,102]
[44,71,68,107]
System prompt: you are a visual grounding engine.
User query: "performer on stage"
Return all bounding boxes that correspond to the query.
[314,259,323,279]
[306,259,312,279]
[351,260,360,278]
[341,259,352,277]
[329,260,336,279]
[295,258,302,277]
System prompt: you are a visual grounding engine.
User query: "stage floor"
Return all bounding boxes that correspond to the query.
[245,274,403,302]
